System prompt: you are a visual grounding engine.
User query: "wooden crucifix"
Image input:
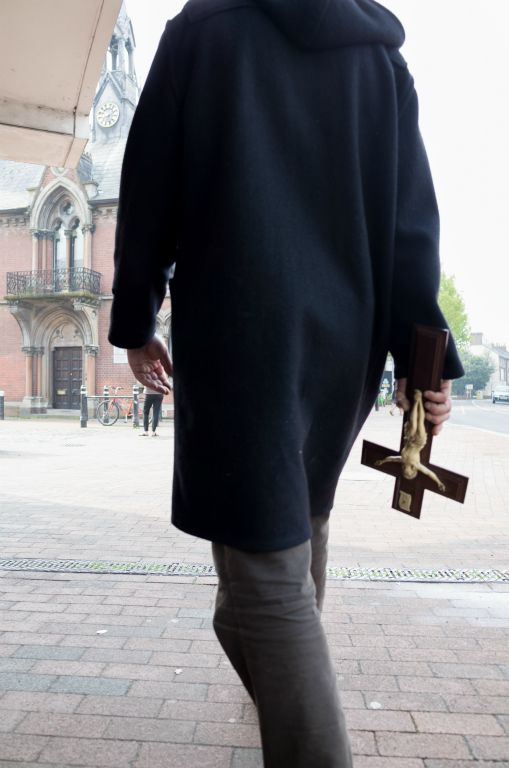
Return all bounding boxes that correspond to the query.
[361,325,468,519]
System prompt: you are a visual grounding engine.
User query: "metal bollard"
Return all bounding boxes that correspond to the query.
[0,391,4,420]
[133,384,140,428]
[103,384,110,425]
[80,385,88,428]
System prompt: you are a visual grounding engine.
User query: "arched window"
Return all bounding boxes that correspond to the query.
[70,219,84,269]
[53,221,66,271]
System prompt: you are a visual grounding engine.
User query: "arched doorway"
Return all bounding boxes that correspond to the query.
[50,321,83,409]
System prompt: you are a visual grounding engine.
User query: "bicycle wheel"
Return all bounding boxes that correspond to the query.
[96,401,120,425]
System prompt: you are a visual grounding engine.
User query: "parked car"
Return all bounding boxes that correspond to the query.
[492,385,509,404]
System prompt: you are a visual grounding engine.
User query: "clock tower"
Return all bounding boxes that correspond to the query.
[91,3,138,143]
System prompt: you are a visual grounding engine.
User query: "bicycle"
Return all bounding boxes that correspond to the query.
[96,386,137,426]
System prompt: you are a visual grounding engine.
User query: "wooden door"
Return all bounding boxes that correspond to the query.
[53,347,82,409]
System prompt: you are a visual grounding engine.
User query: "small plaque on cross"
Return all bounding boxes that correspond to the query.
[361,325,468,519]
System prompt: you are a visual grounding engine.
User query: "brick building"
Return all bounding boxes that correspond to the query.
[0,6,172,415]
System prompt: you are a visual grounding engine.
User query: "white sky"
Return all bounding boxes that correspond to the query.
[126,0,509,347]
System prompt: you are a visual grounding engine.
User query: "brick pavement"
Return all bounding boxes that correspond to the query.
[0,412,508,766]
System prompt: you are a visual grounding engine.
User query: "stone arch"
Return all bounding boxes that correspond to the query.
[32,304,96,349]
[30,177,92,231]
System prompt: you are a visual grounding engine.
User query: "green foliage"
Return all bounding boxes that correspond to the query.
[452,351,495,396]
[439,272,470,350]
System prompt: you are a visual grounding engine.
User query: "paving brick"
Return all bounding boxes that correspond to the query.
[0,632,64,646]
[340,690,366,709]
[167,666,239,685]
[443,694,509,715]
[80,647,151,664]
[354,759,424,768]
[397,677,476,695]
[194,721,261,748]
[39,736,139,766]
[413,711,504,736]
[231,747,264,767]
[135,742,232,768]
[160,699,244,724]
[12,601,67,612]
[332,644,390,660]
[49,675,131,696]
[190,640,222,655]
[0,657,36,672]
[336,674,399,692]
[104,715,195,742]
[467,735,509,760]
[102,662,189,681]
[0,709,27,732]
[0,672,56,692]
[360,661,433,677]
[59,634,127,649]
[123,636,191,652]
[0,691,82,713]
[474,679,509,696]
[76,694,162,717]
[345,709,415,731]
[0,644,17,657]
[15,712,108,738]
[413,637,480,651]
[363,692,448,712]
[389,649,458,663]
[149,651,220,668]
[377,732,472,759]
[499,715,509,735]
[207,684,252,703]
[0,734,49,761]
[31,660,106,676]
[430,662,504,679]
[13,645,86,661]
[40,621,164,637]
[350,730,377,755]
[128,680,208,701]
[425,761,507,768]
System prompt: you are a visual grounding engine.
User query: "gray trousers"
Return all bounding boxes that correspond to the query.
[212,516,353,768]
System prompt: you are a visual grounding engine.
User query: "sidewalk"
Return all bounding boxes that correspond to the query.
[1,412,508,766]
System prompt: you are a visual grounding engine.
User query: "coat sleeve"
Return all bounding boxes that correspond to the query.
[388,65,464,380]
[108,24,179,349]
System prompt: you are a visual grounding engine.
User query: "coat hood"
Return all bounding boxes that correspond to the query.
[255,0,404,49]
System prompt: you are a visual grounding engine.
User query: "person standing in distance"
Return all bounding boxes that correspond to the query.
[109,1,464,765]
[140,384,164,437]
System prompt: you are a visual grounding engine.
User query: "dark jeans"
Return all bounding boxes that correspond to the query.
[212,515,352,768]
[143,393,163,432]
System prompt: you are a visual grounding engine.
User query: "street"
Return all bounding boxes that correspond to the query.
[451,398,509,436]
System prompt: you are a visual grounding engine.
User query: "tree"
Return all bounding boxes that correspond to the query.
[439,272,470,351]
[452,351,495,396]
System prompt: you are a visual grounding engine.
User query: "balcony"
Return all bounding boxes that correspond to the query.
[6,268,102,300]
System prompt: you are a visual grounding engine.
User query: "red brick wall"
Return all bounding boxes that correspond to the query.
[0,308,26,400]
[0,217,32,399]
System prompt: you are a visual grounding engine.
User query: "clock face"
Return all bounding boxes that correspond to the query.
[96,101,120,128]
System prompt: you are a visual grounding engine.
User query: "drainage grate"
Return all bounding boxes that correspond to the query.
[0,558,508,583]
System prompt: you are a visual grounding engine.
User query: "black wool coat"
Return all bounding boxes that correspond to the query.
[109,0,464,552]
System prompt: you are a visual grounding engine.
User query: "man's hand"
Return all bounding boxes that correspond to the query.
[127,335,173,395]
[396,378,452,436]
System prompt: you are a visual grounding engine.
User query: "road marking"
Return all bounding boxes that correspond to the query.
[449,423,509,439]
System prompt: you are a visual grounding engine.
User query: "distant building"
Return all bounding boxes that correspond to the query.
[470,333,509,394]
[0,6,172,414]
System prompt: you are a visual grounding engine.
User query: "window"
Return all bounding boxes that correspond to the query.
[53,222,66,271]
[70,220,84,269]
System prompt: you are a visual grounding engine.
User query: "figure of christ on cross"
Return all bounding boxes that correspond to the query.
[361,325,468,519]
[375,389,445,492]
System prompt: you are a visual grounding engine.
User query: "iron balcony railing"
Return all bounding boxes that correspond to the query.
[6,268,102,298]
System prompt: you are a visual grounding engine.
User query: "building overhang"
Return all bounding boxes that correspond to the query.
[0,0,123,168]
